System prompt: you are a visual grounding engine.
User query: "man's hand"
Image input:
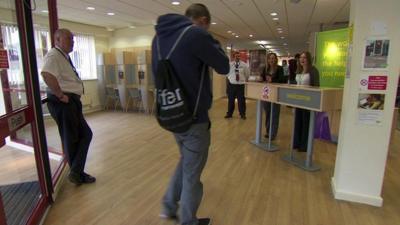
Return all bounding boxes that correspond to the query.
[58,94,69,103]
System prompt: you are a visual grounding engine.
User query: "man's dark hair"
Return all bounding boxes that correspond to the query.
[185,3,211,23]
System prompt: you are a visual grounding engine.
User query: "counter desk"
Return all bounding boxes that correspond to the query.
[246,82,343,171]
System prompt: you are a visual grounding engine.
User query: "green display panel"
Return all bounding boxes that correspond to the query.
[315,28,349,88]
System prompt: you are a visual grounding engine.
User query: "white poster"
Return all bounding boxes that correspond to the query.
[362,39,390,70]
[357,93,385,125]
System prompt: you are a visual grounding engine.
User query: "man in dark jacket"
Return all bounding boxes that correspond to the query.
[152,3,229,225]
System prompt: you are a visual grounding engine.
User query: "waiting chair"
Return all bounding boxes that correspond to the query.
[104,87,121,111]
[125,88,143,112]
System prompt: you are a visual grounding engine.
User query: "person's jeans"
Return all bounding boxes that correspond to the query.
[162,123,211,225]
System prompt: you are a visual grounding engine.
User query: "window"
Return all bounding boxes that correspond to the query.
[70,33,97,80]
[0,24,97,84]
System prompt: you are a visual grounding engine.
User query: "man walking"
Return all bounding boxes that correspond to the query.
[152,3,229,225]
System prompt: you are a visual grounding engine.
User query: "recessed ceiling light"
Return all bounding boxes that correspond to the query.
[129,25,136,29]
[171,1,180,5]
[107,12,115,16]
[266,45,272,48]
[86,6,95,10]
[227,30,232,33]
[277,27,283,30]
[280,36,285,39]
[235,35,239,38]
[41,10,48,13]
[249,34,253,38]
[278,30,283,33]
[256,40,268,45]
[283,43,288,46]
[211,22,217,25]
[272,17,279,21]
[270,12,278,16]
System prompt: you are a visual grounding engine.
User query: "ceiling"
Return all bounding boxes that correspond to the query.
[1,0,350,56]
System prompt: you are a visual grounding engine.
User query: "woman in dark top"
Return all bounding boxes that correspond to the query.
[261,53,285,140]
[293,51,320,152]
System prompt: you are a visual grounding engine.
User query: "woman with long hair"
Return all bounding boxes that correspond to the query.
[261,52,285,140]
[293,51,320,151]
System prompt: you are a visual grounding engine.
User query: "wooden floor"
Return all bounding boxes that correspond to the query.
[43,99,400,225]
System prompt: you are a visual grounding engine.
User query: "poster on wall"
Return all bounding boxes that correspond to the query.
[362,39,390,70]
[315,28,349,87]
[357,93,385,125]
[359,74,388,91]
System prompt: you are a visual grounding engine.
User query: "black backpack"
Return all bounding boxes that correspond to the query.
[154,25,205,133]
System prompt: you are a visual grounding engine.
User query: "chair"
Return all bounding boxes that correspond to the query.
[125,88,143,112]
[104,87,121,111]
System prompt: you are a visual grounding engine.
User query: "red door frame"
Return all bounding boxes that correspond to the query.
[0,0,60,224]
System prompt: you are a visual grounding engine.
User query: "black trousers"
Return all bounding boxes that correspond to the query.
[226,83,246,116]
[264,102,281,138]
[47,93,93,174]
[293,108,310,152]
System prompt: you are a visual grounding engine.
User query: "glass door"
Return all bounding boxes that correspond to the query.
[0,0,52,225]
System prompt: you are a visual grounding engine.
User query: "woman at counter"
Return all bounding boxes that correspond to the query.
[293,51,320,151]
[261,52,285,140]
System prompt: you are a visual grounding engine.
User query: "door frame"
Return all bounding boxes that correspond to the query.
[0,0,56,224]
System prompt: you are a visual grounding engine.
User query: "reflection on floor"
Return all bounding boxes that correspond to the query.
[0,145,60,186]
[0,181,40,225]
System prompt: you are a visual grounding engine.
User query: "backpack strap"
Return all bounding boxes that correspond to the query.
[156,25,205,120]
[192,65,206,119]
[156,25,192,60]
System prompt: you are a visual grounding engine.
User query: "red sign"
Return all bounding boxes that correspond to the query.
[0,50,9,69]
[368,75,387,90]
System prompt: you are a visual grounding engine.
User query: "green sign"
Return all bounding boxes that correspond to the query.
[315,28,349,87]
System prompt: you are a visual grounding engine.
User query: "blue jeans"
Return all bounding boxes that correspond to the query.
[162,122,211,225]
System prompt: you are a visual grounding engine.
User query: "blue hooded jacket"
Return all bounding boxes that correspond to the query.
[152,14,229,124]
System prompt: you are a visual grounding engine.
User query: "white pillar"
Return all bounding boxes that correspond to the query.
[332,0,400,206]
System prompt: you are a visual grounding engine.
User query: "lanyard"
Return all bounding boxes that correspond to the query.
[55,47,84,93]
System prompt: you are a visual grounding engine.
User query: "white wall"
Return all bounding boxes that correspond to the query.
[332,0,400,206]
[109,26,155,49]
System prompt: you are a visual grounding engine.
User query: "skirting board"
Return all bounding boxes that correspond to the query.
[331,177,383,207]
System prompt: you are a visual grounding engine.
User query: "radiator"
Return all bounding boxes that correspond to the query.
[80,94,92,108]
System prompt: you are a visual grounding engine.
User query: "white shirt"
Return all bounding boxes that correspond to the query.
[41,47,84,95]
[295,73,310,85]
[227,60,250,84]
